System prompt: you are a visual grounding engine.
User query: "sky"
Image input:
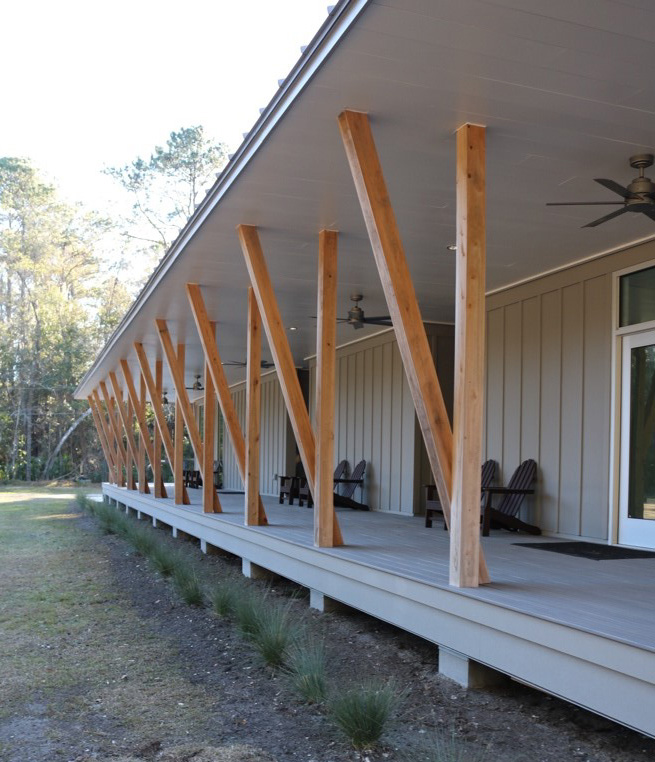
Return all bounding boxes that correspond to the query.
[0,0,330,210]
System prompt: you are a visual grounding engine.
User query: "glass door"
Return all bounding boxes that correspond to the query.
[619,329,655,547]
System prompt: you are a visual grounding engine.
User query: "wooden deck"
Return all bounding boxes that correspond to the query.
[101,483,655,738]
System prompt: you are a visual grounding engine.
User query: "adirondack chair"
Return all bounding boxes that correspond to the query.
[424,459,496,529]
[482,459,539,536]
[298,459,348,507]
[334,459,369,511]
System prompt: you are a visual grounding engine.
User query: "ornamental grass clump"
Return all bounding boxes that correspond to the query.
[172,560,205,606]
[128,524,159,558]
[251,601,299,668]
[328,680,403,749]
[234,588,269,640]
[411,730,487,762]
[149,542,178,577]
[284,637,328,703]
[209,578,243,618]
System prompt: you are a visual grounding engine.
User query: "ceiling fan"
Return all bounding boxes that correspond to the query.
[222,359,276,369]
[185,374,203,392]
[318,293,392,330]
[547,153,655,228]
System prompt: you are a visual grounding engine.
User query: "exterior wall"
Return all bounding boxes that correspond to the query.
[485,238,655,540]
[221,371,293,496]
[308,325,455,515]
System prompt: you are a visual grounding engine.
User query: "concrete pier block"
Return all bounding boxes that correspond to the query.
[309,589,348,613]
[438,646,507,689]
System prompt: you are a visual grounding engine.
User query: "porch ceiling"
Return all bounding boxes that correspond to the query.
[76,0,655,400]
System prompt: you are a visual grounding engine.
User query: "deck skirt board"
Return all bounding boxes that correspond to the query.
[102,483,655,738]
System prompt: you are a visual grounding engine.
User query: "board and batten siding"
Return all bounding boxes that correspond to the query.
[308,325,454,515]
[221,371,293,496]
[485,238,655,540]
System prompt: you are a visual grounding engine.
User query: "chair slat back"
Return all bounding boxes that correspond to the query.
[334,460,348,481]
[497,459,537,517]
[340,459,366,499]
[481,459,496,491]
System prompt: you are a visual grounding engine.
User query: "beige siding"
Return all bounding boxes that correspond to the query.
[484,238,655,539]
[222,372,291,496]
[309,325,454,515]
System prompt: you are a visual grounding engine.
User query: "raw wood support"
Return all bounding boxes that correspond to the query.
[186,283,267,522]
[109,371,140,479]
[203,323,218,514]
[120,360,159,495]
[237,224,317,499]
[99,381,126,487]
[245,288,262,526]
[92,388,118,483]
[174,343,185,505]
[451,124,487,587]
[315,230,343,547]
[137,396,147,494]
[126,397,137,490]
[138,374,151,494]
[134,342,188,503]
[156,320,221,511]
[87,394,115,481]
[338,109,489,583]
[153,362,165,498]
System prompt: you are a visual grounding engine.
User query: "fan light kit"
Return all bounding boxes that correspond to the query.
[162,391,170,405]
[446,244,457,251]
[547,154,655,227]
[289,326,298,331]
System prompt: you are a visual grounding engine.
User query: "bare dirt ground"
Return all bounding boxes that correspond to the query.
[1,486,654,762]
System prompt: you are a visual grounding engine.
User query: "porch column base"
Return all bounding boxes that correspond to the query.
[242,559,276,580]
[152,517,158,528]
[309,589,348,613]
[438,646,507,689]
[201,540,225,556]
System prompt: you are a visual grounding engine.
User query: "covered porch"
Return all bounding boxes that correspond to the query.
[103,481,655,738]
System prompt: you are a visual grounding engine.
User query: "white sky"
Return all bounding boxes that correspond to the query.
[0,0,330,210]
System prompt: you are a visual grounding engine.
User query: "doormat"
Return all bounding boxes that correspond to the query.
[513,541,655,560]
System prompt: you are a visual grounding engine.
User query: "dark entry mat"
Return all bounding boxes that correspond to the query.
[513,541,655,560]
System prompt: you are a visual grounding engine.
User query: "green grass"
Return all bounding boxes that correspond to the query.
[209,579,242,618]
[172,561,205,606]
[284,636,328,703]
[410,730,488,762]
[251,601,299,668]
[328,680,403,749]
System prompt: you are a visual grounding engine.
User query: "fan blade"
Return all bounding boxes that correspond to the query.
[640,207,655,223]
[594,178,634,199]
[546,201,624,206]
[222,360,246,367]
[583,207,630,228]
[362,316,393,325]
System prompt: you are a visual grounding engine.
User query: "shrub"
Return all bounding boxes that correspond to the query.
[328,680,402,749]
[284,637,327,703]
[172,561,205,606]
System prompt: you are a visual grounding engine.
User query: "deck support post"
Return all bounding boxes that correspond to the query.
[87,394,115,482]
[238,225,334,536]
[450,124,487,588]
[338,109,488,583]
[242,558,277,581]
[109,372,140,491]
[134,342,188,503]
[156,320,221,511]
[92,388,118,483]
[186,282,267,523]
[245,288,262,526]
[100,381,126,487]
[137,393,147,494]
[438,646,506,689]
[173,343,185,505]
[315,230,343,547]
[153,361,164,498]
[203,325,217,514]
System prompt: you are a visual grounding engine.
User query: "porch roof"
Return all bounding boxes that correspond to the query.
[76,0,655,400]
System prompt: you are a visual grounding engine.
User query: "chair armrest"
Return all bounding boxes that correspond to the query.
[482,487,534,495]
[334,478,363,484]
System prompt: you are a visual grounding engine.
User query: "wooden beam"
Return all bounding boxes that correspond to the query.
[338,109,489,583]
[120,360,159,495]
[134,342,188,503]
[87,394,115,481]
[315,230,343,547]
[92,388,118,483]
[126,396,137,490]
[156,321,221,511]
[237,224,316,498]
[153,361,165,499]
[203,323,219,513]
[186,283,267,522]
[109,371,140,478]
[137,373,151,494]
[245,288,262,526]
[174,343,186,505]
[99,381,126,487]
[450,124,486,588]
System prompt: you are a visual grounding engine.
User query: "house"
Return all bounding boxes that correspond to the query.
[75,0,655,737]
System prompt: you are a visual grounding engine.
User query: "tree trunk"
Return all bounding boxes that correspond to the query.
[42,409,92,478]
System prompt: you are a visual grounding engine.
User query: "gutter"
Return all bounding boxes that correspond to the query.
[75,0,372,399]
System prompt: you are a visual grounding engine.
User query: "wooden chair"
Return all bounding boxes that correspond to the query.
[424,459,496,529]
[298,460,348,507]
[279,475,299,505]
[482,459,539,536]
[334,459,368,511]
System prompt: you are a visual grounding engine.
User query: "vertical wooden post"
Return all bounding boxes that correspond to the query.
[450,124,486,588]
[153,362,164,498]
[245,288,262,526]
[338,108,488,583]
[126,396,137,490]
[186,283,267,523]
[100,381,126,487]
[174,344,185,505]
[137,384,147,493]
[108,372,140,490]
[315,230,343,547]
[92,388,118,483]
[119,360,158,496]
[87,394,115,482]
[203,323,219,513]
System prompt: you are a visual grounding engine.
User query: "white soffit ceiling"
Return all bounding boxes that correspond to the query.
[76,0,655,398]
